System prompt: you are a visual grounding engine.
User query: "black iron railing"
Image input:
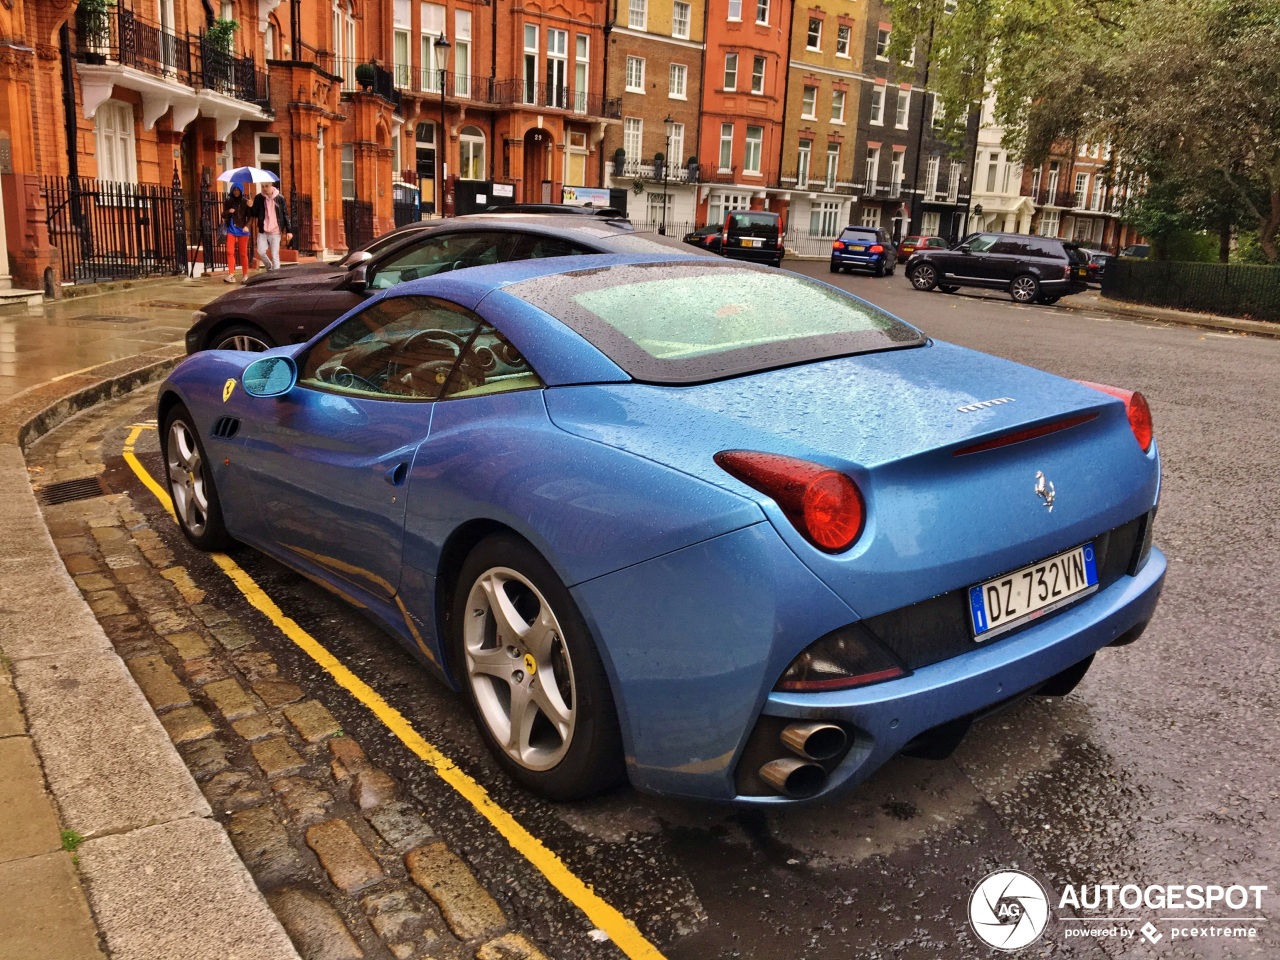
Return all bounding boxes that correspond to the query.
[343,198,374,250]
[1103,259,1280,323]
[392,183,421,228]
[290,188,317,256]
[44,173,187,283]
[74,6,269,109]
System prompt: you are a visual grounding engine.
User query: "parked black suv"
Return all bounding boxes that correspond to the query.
[905,232,1089,304]
[719,211,784,267]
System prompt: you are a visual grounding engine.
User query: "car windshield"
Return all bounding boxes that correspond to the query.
[506,261,924,385]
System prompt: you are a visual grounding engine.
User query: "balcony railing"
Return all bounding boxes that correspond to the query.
[490,79,622,119]
[858,179,908,199]
[619,159,694,182]
[74,6,269,109]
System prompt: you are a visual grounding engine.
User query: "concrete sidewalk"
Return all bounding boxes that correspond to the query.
[0,273,299,960]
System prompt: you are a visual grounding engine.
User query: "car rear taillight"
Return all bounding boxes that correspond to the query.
[832,241,845,251]
[715,450,865,552]
[1063,264,1072,278]
[870,244,884,254]
[1077,381,1154,452]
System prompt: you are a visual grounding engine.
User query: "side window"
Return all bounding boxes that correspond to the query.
[510,234,596,260]
[298,295,542,402]
[991,238,1027,255]
[966,234,999,253]
[369,232,516,290]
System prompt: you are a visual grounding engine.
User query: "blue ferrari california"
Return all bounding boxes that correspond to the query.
[157,254,1165,804]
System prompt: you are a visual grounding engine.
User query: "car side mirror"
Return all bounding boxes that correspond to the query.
[956,243,971,253]
[346,262,369,293]
[242,356,297,398]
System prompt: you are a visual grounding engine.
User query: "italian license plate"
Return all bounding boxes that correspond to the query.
[968,544,1098,640]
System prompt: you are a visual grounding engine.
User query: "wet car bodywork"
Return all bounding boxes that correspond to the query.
[158,254,1165,804]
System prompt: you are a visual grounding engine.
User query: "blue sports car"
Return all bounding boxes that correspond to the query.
[157,254,1165,804]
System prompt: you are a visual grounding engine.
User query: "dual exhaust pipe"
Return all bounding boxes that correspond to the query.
[758,721,848,799]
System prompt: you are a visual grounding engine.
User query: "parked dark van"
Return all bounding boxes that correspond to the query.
[905,232,1089,304]
[719,211,784,267]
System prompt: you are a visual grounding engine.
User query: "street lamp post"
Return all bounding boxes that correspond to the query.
[434,33,451,218]
[659,115,673,235]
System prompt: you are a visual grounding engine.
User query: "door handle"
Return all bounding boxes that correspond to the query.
[385,462,409,486]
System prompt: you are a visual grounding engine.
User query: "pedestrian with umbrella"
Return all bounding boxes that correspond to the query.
[217,166,290,272]
[221,183,252,283]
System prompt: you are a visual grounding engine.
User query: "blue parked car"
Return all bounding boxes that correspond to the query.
[831,225,898,276]
[158,254,1164,804]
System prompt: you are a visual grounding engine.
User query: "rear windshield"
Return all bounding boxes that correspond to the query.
[506,261,924,384]
[840,228,879,240]
[727,212,781,236]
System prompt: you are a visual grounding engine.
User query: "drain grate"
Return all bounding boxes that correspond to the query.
[39,476,109,505]
[67,315,149,324]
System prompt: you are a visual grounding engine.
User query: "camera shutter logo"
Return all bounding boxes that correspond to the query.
[969,869,1050,951]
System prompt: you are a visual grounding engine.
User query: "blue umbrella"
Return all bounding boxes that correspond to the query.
[216,166,279,185]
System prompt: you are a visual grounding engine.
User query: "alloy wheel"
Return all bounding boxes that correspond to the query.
[462,566,577,771]
[166,419,210,537]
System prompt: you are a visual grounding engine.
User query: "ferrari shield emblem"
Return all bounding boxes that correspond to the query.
[223,378,236,402]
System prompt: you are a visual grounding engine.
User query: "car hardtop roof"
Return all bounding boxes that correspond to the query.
[381,250,772,305]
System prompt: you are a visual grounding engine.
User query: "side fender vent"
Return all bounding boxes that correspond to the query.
[211,416,241,440]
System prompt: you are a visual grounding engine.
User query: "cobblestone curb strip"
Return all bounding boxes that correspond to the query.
[24,386,564,957]
[0,354,301,960]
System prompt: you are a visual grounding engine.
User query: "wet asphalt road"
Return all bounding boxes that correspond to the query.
[101,268,1279,960]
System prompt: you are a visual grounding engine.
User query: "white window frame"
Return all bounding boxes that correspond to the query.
[629,0,647,31]
[860,205,881,228]
[797,138,811,187]
[810,200,840,237]
[806,17,822,50]
[624,117,643,162]
[723,52,738,91]
[870,86,885,126]
[925,154,940,197]
[947,160,961,202]
[922,210,941,236]
[889,149,905,190]
[255,132,282,179]
[756,0,769,25]
[836,23,850,57]
[895,88,910,129]
[574,35,589,113]
[751,56,765,95]
[876,28,890,59]
[800,85,817,119]
[669,63,687,100]
[546,26,567,104]
[95,100,138,184]
[825,143,839,190]
[864,146,880,186]
[1038,208,1061,237]
[743,125,763,175]
[1074,171,1088,207]
[421,4,446,92]
[522,23,539,103]
[668,122,685,169]
[626,56,646,93]
[727,0,741,20]
[454,10,472,98]
[458,125,485,180]
[672,1,691,39]
[719,123,734,171]
[831,89,845,124]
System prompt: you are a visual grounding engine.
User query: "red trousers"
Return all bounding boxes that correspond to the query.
[226,233,250,276]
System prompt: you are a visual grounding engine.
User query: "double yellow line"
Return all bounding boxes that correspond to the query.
[124,424,667,960]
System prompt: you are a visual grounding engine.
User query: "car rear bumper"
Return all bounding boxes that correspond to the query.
[832,252,889,271]
[735,546,1165,804]
[722,245,783,264]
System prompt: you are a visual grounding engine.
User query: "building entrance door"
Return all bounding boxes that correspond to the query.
[522,128,549,202]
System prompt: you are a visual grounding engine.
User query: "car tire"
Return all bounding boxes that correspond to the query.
[829,262,840,273]
[909,263,938,291]
[939,285,959,294]
[452,534,625,800]
[1010,274,1041,304]
[874,261,885,278]
[161,403,232,551]
[212,323,276,352]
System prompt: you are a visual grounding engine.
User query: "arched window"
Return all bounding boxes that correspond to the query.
[459,126,485,180]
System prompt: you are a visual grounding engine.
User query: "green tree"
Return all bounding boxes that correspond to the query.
[885,0,1280,261]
